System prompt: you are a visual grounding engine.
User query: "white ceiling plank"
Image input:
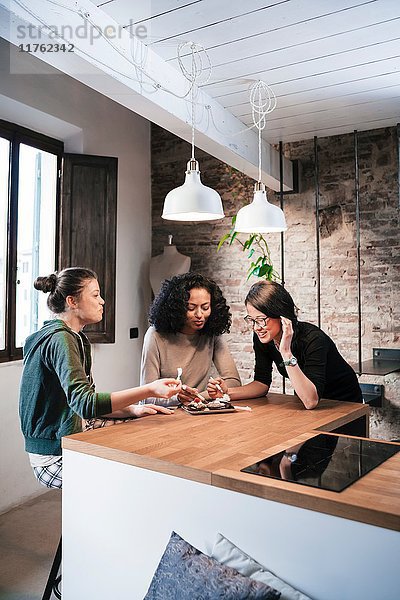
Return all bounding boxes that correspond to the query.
[175,5,400,68]
[251,98,400,131]
[235,90,400,127]
[266,115,398,143]
[130,0,286,44]
[221,72,400,111]
[98,0,205,28]
[150,0,391,60]
[269,56,400,95]
[205,54,400,101]
[206,24,400,84]
[262,109,400,133]
[0,0,293,191]
[205,39,400,89]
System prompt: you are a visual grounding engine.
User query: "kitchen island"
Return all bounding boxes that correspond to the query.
[62,394,399,600]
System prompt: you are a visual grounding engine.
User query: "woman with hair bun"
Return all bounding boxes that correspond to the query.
[19,267,180,489]
[140,272,241,405]
[207,280,362,410]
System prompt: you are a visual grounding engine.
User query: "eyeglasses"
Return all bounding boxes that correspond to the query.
[244,315,273,329]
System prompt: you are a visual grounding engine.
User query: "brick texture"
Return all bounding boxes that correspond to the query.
[151,124,400,440]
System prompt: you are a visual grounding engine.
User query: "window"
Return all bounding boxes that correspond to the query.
[0,121,62,362]
[0,137,10,352]
[1,120,117,362]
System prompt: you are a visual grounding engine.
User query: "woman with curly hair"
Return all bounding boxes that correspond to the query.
[207,280,362,409]
[140,272,241,405]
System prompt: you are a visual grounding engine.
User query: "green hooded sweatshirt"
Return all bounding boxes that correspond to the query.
[19,319,112,455]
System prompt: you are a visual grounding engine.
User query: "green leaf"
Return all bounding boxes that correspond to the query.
[217,233,231,251]
[258,264,272,278]
[243,234,256,251]
[229,231,238,245]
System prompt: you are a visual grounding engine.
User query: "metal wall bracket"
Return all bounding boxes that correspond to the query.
[360,383,384,407]
[373,348,400,361]
[352,348,400,375]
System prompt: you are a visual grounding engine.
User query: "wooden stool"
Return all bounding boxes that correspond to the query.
[42,536,62,600]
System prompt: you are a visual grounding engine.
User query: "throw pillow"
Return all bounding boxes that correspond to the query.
[144,531,280,599]
[211,533,312,600]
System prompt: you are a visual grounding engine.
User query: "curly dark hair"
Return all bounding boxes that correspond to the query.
[149,272,232,336]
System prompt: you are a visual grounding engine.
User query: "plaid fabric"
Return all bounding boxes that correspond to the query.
[33,459,63,489]
[84,417,135,431]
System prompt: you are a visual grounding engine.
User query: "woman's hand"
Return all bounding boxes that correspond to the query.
[279,317,294,358]
[207,377,227,398]
[129,404,174,418]
[178,384,202,403]
[148,378,181,399]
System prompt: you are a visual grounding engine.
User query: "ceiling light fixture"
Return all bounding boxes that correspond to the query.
[162,42,224,222]
[234,81,287,233]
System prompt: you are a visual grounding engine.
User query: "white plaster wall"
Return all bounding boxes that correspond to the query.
[0,40,152,513]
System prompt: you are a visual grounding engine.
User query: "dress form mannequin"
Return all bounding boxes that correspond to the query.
[150,235,191,296]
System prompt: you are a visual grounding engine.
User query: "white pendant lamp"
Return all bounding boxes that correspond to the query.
[234,81,287,234]
[162,42,224,222]
[162,158,224,221]
[235,181,287,233]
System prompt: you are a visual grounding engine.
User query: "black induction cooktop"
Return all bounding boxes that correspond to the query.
[241,433,399,493]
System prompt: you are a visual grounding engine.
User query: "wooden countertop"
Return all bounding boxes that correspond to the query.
[63,394,400,531]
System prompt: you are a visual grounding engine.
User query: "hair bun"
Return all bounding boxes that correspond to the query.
[34,273,57,293]
[47,273,57,293]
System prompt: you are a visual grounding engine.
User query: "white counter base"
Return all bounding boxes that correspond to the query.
[63,449,399,600]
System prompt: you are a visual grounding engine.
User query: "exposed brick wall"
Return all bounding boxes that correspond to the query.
[151,124,400,440]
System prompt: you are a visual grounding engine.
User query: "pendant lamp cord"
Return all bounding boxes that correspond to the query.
[191,43,195,161]
[177,41,212,164]
[250,80,277,183]
[258,108,262,183]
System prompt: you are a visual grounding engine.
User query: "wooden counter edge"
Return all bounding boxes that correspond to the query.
[316,403,369,434]
[62,437,211,485]
[211,468,400,532]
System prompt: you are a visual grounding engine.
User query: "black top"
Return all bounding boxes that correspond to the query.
[253,321,363,403]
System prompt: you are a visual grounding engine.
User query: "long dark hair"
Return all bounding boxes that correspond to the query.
[149,272,232,336]
[245,280,298,322]
[245,280,301,351]
[34,267,98,314]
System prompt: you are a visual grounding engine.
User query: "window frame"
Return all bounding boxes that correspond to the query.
[0,120,63,363]
[59,153,117,344]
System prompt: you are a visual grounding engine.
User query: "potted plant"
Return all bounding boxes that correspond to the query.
[217,215,280,281]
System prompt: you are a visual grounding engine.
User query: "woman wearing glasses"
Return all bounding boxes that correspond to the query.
[208,280,362,409]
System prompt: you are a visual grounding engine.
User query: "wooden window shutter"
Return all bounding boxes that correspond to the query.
[59,153,117,343]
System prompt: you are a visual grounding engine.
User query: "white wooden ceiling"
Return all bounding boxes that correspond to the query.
[1,0,399,188]
[97,0,400,143]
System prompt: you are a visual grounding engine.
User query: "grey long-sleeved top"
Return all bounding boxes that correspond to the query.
[140,326,241,405]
